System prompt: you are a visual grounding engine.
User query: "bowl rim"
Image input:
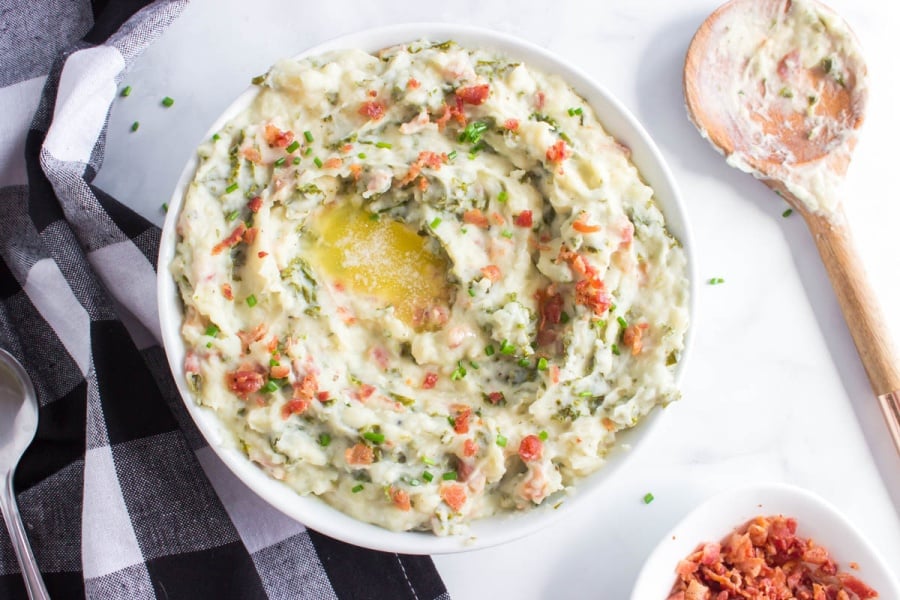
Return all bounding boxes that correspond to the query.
[630,481,900,599]
[157,22,698,555]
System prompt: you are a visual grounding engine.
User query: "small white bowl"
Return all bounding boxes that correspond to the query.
[631,482,900,599]
[157,23,696,554]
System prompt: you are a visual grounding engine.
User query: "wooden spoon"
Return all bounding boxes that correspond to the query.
[684,0,900,454]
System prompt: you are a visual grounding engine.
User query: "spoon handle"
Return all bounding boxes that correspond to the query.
[805,210,900,454]
[1,472,50,600]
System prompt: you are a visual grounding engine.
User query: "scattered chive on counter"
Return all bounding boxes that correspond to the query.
[708,277,725,285]
[130,121,139,132]
[782,208,793,217]
[161,96,174,107]
[120,85,132,97]
[643,492,654,504]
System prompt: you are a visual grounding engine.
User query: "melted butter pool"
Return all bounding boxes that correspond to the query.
[307,202,451,327]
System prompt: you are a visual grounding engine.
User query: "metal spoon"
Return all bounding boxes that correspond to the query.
[0,348,50,600]
[684,0,900,454]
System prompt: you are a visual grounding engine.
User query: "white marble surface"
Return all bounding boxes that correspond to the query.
[94,1,899,598]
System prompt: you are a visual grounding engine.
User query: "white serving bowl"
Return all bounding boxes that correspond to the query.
[631,482,900,599]
[157,23,696,555]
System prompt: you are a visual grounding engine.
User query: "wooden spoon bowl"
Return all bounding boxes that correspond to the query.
[684,0,900,453]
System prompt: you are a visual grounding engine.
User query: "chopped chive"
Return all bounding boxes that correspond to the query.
[495,434,507,447]
[537,357,548,371]
[643,492,654,504]
[318,433,331,446]
[500,339,515,355]
[285,140,300,153]
[357,152,367,159]
[778,87,793,98]
[610,303,617,312]
[611,344,620,356]
[517,357,531,368]
[363,431,385,444]
[303,130,314,143]
[538,430,549,441]
[293,157,301,165]
[782,208,793,218]
[130,121,140,132]
[442,471,458,481]
[313,157,323,168]
[212,133,221,141]
[225,182,239,194]
[467,288,475,297]
[497,190,508,203]
[447,415,456,428]
[567,107,583,116]
[484,344,495,356]
[262,380,279,393]
[269,358,280,367]
[161,202,168,213]
[406,478,421,487]
[430,217,442,229]
[450,361,467,381]
[501,230,513,239]
[352,484,364,493]
[560,311,570,324]
[246,294,257,307]
[375,141,392,149]
[161,96,174,107]
[708,277,725,285]
[120,85,132,97]
[368,213,379,221]
[206,342,212,348]
[226,210,239,221]
[594,319,607,329]
[422,456,436,466]
[204,324,219,337]
[447,150,457,160]
[422,471,434,482]
[578,391,593,397]
[469,361,479,370]
[273,157,286,167]
[617,316,628,328]
[304,147,312,156]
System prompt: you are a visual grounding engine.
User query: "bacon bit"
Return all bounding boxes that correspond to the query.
[546,140,571,163]
[367,89,378,98]
[336,306,357,325]
[536,286,563,346]
[358,100,386,121]
[236,323,268,353]
[226,370,264,397]
[434,101,466,131]
[422,372,438,389]
[487,391,505,405]
[518,434,543,462]
[462,209,490,229]
[294,372,318,400]
[266,336,278,353]
[440,483,467,511]
[534,90,546,109]
[390,487,411,511]
[572,214,601,233]
[184,352,200,374]
[487,212,505,226]
[574,278,612,315]
[398,163,421,187]
[622,323,649,355]
[455,84,490,105]
[514,210,533,228]
[452,405,471,435]
[549,364,560,384]
[221,283,233,300]
[619,220,634,249]
[354,384,376,402]
[777,49,800,81]
[241,147,262,163]
[417,176,429,191]
[269,364,290,379]
[480,265,501,282]
[211,222,247,255]
[418,151,446,169]
[345,442,374,466]
[463,439,478,457]
[411,304,449,330]
[323,157,343,169]
[503,118,519,131]
[264,124,294,148]
[242,226,258,245]
[370,346,390,370]
[339,144,353,154]
[247,196,263,213]
[407,78,420,89]
[257,251,268,258]
[348,163,362,182]
[316,391,330,402]
[280,398,309,418]
[601,417,616,431]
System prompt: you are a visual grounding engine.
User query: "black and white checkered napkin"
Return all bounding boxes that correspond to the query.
[0,1,449,598]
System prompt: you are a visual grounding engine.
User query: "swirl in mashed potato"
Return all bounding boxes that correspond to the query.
[172,40,689,535]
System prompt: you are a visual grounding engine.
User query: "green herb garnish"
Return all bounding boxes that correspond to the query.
[130,121,139,132]
[352,484,364,493]
[442,471,458,481]
[204,324,219,337]
[161,96,174,107]
[318,433,331,446]
[363,431,385,444]
[643,492,654,504]
[246,294,257,307]
[225,182,239,194]
[120,85,132,97]
[303,130,314,143]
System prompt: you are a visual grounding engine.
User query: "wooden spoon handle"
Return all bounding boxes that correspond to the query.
[805,209,900,451]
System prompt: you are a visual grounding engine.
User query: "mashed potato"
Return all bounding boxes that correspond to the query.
[171,40,689,535]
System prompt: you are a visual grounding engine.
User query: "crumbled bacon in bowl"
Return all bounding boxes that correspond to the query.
[668,514,878,600]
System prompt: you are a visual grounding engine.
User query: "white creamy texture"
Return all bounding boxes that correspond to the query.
[700,0,867,215]
[172,41,689,535]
